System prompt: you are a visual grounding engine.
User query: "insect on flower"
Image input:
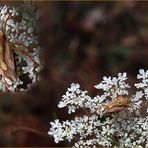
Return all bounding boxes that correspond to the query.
[0,21,18,85]
[0,31,17,82]
[101,96,131,115]
[0,18,38,92]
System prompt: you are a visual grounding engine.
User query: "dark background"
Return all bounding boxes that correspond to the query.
[0,1,147,147]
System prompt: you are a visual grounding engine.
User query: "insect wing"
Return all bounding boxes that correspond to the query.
[101,96,129,115]
[3,37,17,82]
[0,32,7,71]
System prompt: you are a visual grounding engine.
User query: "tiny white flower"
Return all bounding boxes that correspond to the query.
[7,19,14,26]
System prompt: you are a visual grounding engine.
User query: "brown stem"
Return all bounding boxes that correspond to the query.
[11,126,48,138]
[13,46,38,66]
[14,42,34,52]
[82,107,91,116]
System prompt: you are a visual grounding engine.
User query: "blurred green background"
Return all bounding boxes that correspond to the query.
[0,1,148,147]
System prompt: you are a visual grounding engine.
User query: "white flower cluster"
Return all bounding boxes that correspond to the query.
[95,72,130,98]
[49,69,148,147]
[135,69,148,100]
[58,83,92,114]
[0,5,40,92]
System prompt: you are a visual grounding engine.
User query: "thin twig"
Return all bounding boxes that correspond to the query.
[13,46,38,66]
[14,41,34,52]
[11,126,49,138]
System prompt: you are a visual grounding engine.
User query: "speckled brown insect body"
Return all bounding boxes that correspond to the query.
[101,96,130,115]
[0,31,17,82]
